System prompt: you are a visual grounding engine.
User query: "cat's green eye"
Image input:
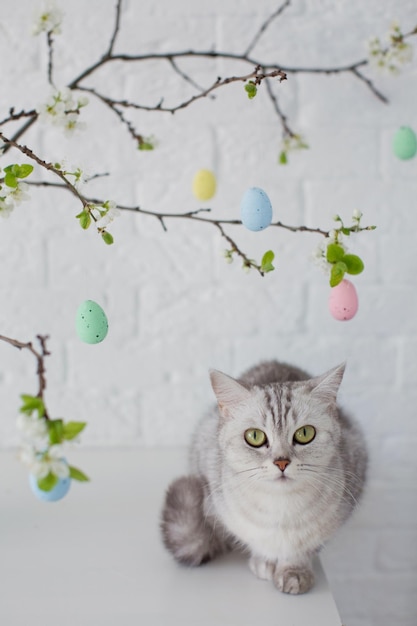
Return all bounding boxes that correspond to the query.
[293,425,316,445]
[244,428,267,448]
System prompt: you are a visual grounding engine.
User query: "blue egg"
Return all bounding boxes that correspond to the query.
[29,473,71,502]
[240,187,273,231]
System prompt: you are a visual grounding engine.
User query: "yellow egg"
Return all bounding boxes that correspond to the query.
[192,169,216,201]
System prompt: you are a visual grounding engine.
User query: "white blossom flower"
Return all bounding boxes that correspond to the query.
[32,0,63,36]
[20,444,69,480]
[312,240,330,274]
[223,250,233,264]
[37,88,88,134]
[16,414,49,441]
[97,203,120,228]
[367,22,413,74]
[45,446,70,478]
[77,96,89,108]
[0,198,14,218]
[62,114,87,137]
[5,182,30,206]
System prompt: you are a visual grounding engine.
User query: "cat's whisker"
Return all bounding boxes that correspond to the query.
[234,466,267,475]
[299,467,359,507]
[299,462,364,488]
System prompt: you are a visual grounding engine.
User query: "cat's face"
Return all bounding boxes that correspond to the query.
[210,367,344,489]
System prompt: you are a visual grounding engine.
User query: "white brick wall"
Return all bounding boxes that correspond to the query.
[1,1,417,624]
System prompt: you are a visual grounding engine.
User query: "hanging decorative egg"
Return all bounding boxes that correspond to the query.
[240,187,273,231]
[328,279,359,321]
[29,473,71,502]
[192,169,217,200]
[76,300,108,344]
[392,126,417,160]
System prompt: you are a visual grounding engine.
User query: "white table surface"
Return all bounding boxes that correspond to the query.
[0,448,342,626]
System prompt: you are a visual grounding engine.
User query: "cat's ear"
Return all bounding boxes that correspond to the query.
[310,363,345,404]
[209,369,251,419]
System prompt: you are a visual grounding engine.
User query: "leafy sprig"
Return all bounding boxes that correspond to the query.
[0,334,89,493]
[316,212,376,287]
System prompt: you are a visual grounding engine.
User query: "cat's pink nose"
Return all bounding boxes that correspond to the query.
[274,458,291,472]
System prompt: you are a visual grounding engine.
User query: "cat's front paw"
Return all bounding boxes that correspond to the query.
[249,555,275,581]
[273,566,314,594]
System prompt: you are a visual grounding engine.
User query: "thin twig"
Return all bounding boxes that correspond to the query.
[244,0,292,56]
[47,31,55,87]
[1,114,38,155]
[0,132,90,208]
[214,222,264,276]
[264,76,295,137]
[0,108,37,127]
[26,179,329,235]
[0,334,51,418]
[167,56,213,96]
[349,67,389,103]
[77,66,286,117]
[107,0,123,57]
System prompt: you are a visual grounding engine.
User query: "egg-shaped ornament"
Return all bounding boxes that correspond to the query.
[29,473,71,502]
[240,187,273,232]
[392,126,417,160]
[76,300,108,344]
[192,169,217,201]
[328,279,359,321]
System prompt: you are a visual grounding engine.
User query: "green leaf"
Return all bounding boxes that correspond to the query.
[330,261,347,287]
[63,421,86,441]
[78,211,91,230]
[4,172,18,188]
[326,243,345,263]
[138,142,154,151]
[261,250,275,273]
[278,151,288,165]
[48,419,64,445]
[37,472,59,492]
[343,254,364,275]
[244,81,257,99]
[15,164,34,179]
[341,227,351,236]
[69,466,90,482]
[101,231,114,245]
[20,394,45,418]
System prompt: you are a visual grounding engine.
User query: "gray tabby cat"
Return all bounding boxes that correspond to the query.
[161,360,367,594]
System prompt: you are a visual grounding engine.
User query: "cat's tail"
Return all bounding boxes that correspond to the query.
[161,475,230,566]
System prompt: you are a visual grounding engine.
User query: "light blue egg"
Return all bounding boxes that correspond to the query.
[76,300,108,344]
[29,473,71,502]
[240,187,273,231]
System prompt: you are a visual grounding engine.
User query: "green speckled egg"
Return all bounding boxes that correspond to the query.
[392,126,417,160]
[76,300,108,344]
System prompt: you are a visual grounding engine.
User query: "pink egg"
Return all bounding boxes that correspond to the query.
[328,279,358,321]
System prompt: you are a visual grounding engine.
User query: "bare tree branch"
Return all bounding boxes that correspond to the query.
[107,0,123,57]
[47,31,55,86]
[0,334,51,417]
[244,0,292,56]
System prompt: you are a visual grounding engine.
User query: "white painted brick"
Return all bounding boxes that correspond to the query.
[346,389,417,440]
